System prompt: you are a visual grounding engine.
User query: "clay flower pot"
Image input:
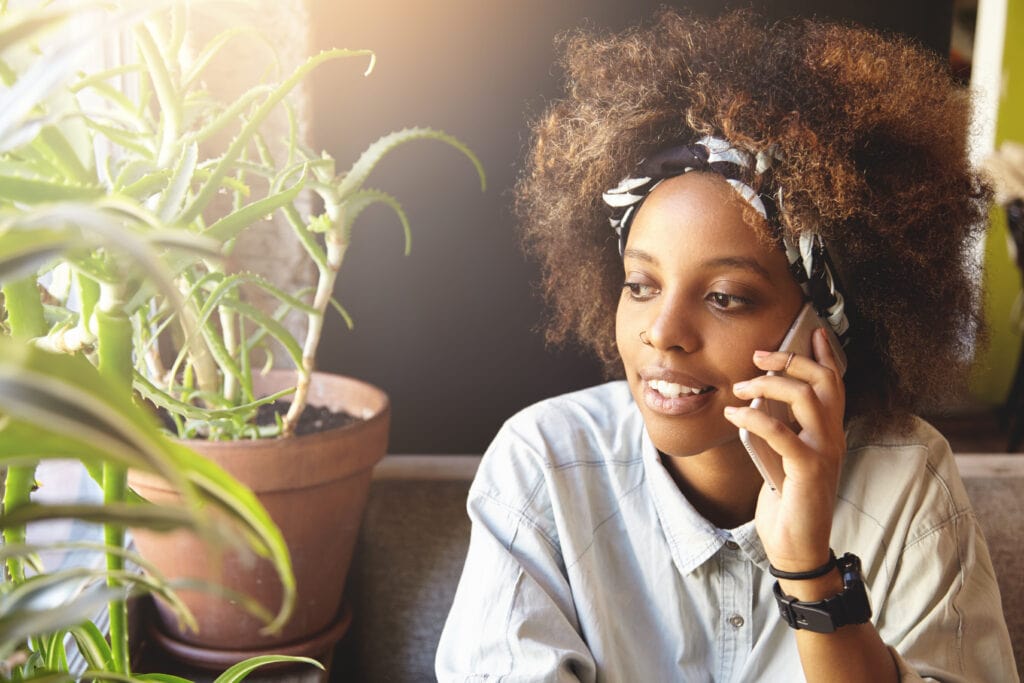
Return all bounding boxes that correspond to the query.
[129,371,388,668]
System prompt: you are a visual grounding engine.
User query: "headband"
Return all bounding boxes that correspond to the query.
[602,135,849,340]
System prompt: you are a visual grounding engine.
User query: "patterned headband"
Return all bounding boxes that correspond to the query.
[602,135,849,340]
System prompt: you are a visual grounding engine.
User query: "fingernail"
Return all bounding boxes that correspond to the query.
[723,406,738,417]
[753,350,769,359]
[733,381,749,393]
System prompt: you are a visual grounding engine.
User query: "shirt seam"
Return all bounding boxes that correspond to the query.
[899,459,970,674]
[564,476,647,571]
[475,488,561,553]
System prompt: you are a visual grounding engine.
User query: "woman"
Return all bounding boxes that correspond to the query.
[436,10,1017,682]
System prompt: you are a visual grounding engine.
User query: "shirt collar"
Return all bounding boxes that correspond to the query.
[640,426,768,575]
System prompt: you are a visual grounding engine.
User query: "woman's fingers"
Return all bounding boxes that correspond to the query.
[732,373,831,439]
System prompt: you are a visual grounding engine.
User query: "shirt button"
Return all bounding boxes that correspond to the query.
[725,541,740,550]
[728,614,745,629]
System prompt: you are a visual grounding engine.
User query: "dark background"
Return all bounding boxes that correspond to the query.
[309,0,955,454]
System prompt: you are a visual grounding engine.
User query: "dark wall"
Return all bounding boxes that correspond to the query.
[309,0,954,454]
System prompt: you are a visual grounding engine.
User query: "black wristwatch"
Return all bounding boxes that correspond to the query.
[773,552,872,633]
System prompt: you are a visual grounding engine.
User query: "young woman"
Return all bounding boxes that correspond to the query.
[436,10,1017,682]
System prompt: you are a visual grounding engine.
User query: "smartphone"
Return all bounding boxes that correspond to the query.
[738,302,847,494]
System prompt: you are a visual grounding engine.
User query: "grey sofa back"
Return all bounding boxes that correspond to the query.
[335,456,1024,682]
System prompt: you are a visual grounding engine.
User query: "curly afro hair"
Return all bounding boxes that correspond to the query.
[516,9,991,429]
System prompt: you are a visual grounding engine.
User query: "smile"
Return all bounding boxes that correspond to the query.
[646,379,714,399]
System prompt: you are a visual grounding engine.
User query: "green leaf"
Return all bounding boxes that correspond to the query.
[341,188,412,255]
[222,300,304,370]
[179,48,374,226]
[201,175,304,243]
[68,621,114,672]
[134,371,295,424]
[155,142,198,223]
[181,26,268,91]
[0,173,103,203]
[335,127,486,200]
[0,502,197,533]
[0,582,120,662]
[0,226,73,285]
[0,339,193,493]
[212,656,323,683]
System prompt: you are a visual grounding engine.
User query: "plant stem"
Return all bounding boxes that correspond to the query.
[283,208,345,436]
[95,285,134,675]
[1,277,46,584]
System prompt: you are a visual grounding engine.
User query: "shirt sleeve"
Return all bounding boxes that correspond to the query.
[868,435,1019,682]
[435,427,597,683]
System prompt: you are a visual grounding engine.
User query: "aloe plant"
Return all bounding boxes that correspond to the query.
[1,0,483,679]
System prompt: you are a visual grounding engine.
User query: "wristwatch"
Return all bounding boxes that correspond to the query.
[773,552,872,633]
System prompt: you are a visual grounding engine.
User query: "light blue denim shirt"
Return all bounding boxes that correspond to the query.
[436,381,1017,682]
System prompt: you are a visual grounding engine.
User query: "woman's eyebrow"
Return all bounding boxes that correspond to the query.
[622,248,658,264]
[701,256,772,280]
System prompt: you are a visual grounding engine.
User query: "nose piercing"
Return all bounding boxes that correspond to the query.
[783,352,796,372]
[640,330,652,346]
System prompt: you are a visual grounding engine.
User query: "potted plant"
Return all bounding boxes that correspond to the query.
[0,0,484,671]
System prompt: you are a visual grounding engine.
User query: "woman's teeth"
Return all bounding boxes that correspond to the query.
[647,379,712,398]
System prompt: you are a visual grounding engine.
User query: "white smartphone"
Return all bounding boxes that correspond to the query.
[738,302,847,494]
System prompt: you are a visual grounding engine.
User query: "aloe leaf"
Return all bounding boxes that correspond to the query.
[34,126,92,185]
[182,84,273,148]
[156,142,198,222]
[133,676,193,683]
[201,175,304,243]
[75,79,149,131]
[181,25,267,91]
[179,48,374,226]
[69,63,145,95]
[223,300,304,370]
[133,22,179,168]
[328,296,355,330]
[335,127,486,200]
[134,371,295,423]
[199,271,318,320]
[81,118,155,158]
[119,169,172,202]
[0,173,103,203]
[280,202,327,270]
[212,656,323,683]
[340,188,412,255]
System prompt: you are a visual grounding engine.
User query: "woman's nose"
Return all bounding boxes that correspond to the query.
[646,298,701,352]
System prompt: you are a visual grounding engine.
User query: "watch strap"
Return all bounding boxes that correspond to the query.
[774,552,872,633]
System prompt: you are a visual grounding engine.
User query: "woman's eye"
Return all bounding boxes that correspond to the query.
[707,292,751,309]
[623,282,657,300]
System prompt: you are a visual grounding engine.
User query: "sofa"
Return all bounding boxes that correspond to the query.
[333,454,1024,682]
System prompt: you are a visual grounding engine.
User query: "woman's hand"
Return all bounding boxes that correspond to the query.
[724,327,847,572]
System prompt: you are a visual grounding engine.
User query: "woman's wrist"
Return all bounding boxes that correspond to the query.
[777,568,845,602]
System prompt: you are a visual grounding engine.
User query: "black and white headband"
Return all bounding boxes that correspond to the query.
[602,135,850,340]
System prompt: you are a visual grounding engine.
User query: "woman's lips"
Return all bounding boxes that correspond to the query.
[640,374,717,416]
[642,383,716,415]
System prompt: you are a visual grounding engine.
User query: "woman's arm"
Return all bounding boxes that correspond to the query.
[726,328,899,683]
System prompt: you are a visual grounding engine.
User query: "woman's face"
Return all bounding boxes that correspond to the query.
[615,172,805,459]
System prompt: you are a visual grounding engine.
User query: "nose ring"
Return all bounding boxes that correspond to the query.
[639,330,652,346]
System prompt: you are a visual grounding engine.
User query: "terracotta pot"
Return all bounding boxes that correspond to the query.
[129,371,388,661]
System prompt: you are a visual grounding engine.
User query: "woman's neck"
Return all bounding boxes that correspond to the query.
[659,440,764,529]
